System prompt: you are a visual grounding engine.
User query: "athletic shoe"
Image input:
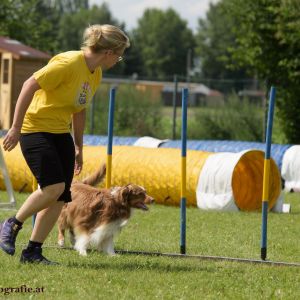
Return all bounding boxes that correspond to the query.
[20,248,59,265]
[0,218,22,256]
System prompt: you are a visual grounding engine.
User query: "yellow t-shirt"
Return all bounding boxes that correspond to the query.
[21,51,102,133]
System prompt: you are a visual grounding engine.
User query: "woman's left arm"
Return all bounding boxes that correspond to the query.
[72,109,86,175]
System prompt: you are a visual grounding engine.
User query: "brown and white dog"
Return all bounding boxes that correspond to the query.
[57,164,154,256]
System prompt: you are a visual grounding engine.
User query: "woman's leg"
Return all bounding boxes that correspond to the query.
[30,201,65,243]
[16,183,65,223]
[20,200,65,265]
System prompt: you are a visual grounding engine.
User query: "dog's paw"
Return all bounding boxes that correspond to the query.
[106,251,118,257]
[57,239,65,248]
[78,250,87,256]
[110,253,120,257]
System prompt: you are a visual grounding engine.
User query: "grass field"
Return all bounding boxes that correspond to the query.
[0,191,300,299]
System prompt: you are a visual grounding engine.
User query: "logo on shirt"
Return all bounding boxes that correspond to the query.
[77,82,92,106]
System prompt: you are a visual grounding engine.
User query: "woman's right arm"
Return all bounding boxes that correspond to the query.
[2,76,41,151]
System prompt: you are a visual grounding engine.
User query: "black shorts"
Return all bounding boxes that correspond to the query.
[19,132,75,203]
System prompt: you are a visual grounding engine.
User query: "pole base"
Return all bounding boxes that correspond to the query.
[261,247,267,260]
[180,245,186,255]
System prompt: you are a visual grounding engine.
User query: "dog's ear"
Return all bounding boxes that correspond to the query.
[120,186,129,202]
[120,184,134,202]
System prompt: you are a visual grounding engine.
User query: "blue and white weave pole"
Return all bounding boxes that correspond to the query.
[106,88,116,189]
[261,86,276,260]
[180,88,188,254]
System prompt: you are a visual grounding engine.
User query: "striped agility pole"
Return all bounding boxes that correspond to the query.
[106,87,116,189]
[261,86,276,260]
[180,88,188,254]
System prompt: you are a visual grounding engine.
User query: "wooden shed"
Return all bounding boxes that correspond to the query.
[0,37,51,129]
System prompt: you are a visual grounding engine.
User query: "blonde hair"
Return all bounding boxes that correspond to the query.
[81,24,130,53]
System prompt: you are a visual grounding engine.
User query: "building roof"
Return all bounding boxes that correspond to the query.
[102,77,223,97]
[0,36,51,60]
[162,82,222,97]
[238,89,265,98]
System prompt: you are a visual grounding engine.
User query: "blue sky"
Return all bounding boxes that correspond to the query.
[90,0,220,32]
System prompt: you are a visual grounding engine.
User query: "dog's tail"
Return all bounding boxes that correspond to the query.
[82,163,106,186]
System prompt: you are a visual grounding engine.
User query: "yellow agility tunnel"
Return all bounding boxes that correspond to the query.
[0,142,281,211]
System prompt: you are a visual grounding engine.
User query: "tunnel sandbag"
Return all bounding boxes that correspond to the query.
[281,145,300,192]
[133,136,169,148]
[197,150,281,211]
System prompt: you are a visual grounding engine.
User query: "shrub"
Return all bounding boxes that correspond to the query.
[189,94,264,141]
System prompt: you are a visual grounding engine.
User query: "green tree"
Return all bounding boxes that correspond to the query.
[0,0,59,53]
[122,35,144,78]
[224,0,300,143]
[195,1,252,93]
[132,8,195,79]
[49,0,88,13]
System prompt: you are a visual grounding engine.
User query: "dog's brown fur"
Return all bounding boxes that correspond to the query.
[57,164,154,255]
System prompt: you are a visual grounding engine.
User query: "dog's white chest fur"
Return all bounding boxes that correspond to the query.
[74,219,128,256]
